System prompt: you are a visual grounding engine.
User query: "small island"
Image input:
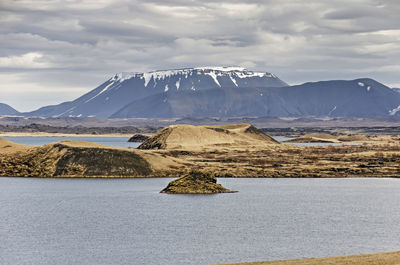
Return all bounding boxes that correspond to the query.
[160,171,237,194]
[128,134,150,142]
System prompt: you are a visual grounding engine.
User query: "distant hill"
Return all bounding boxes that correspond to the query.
[267,78,400,117]
[0,103,18,115]
[22,67,400,118]
[112,78,400,118]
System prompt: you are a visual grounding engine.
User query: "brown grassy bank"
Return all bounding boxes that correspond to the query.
[1,124,399,178]
[0,140,179,178]
[217,251,400,265]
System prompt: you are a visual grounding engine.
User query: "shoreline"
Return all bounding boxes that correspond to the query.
[219,250,400,265]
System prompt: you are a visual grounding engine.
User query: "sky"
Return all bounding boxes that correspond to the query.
[1,0,400,111]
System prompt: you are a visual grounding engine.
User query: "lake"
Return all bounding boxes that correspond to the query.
[1,136,141,148]
[1,178,400,265]
[2,136,360,148]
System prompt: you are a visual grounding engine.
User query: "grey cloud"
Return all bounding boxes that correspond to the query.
[0,0,399,111]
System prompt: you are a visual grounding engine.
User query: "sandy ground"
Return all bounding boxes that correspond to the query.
[217,251,400,265]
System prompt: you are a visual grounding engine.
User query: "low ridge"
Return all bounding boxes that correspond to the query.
[285,133,370,143]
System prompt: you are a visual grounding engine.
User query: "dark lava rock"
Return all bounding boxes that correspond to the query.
[160,171,237,194]
[128,134,149,142]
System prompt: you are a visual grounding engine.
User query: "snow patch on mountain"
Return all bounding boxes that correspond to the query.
[205,71,221,87]
[230,75,238,86]
[111,72,136,83]
[194,66,246,72]
[389,105,400,115]
[328,105,337,116]
[358,82,365,87]
[109,67,278,88]
[85,81,114,103]
[55,106,76,117]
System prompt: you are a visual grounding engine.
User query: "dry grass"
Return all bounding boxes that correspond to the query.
[1,133,400,179]
[0,138,33,154]
[158,137,400,178]
[138,123,278,150]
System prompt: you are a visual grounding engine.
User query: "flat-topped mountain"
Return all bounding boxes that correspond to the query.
[21,67,400,118]
[25,67,287,118]
[0,103,18,116]
[138,123,279,150]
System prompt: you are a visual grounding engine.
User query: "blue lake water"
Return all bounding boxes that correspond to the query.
[1,136,141,148]
[2,136,360,148]
[1,177,400,265]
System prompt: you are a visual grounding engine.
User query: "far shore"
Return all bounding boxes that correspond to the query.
[218,250,400,265]
[0,132,137,137]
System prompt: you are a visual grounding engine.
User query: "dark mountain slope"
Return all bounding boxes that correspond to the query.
[111,78,400,118]
[266,78,400,117]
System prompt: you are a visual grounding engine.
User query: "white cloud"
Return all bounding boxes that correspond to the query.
[0,73,92,111]
[0,52,52,69]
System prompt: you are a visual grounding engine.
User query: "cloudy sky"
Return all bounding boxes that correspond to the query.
[1,0,400,111]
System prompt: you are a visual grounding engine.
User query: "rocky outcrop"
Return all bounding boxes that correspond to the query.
[128,134,150,142]
[0,141,152,177]
[160,171,237,194]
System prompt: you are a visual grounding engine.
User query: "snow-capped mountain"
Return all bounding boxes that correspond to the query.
[0,103,18,115]
[25,67,287,118]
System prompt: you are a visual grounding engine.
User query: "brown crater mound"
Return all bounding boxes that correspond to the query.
[138,123,278,150]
